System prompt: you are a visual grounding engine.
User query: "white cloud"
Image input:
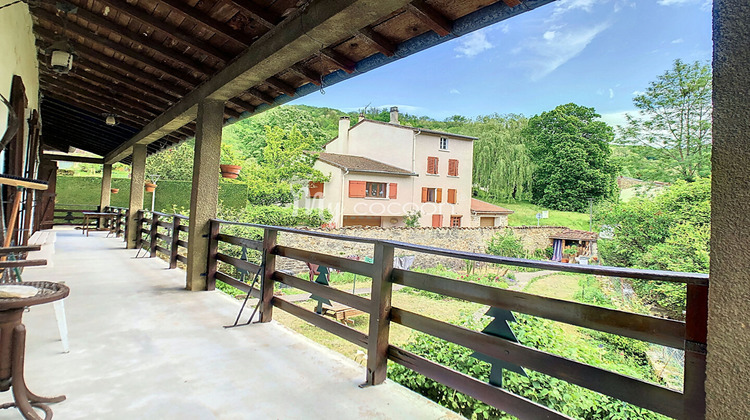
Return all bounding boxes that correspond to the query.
[449,89,460,95]
[543,31,556,40]
[613,1,635,12]
[671,38,684,44]
[500,23,510,34]
[375,104,424,114]
[454,30,493,58]
[550,0,601,20]
[598,110,635,128]
[609,88,615,99]
[632,90,645,96]
[518,22,611,81]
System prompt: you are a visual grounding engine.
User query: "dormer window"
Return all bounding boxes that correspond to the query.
[439,137,449,150]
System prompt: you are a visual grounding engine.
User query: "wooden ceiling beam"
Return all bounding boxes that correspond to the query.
[407,0,453,37]
[227,98,256,114]
[359,26,396,57]
[33,16,205,87]
[157,0,253,46]
[94,0,231,63]
[502,0,523,7]
[40,75,163,117]
[320,48,356,73]
[42,153,105,164]
[223,0,279,29]
[34,1,218,77]
[41,79,157,122]
[266,76,296,97]
[290,64,322,86]
[41,107,136,140]
[41,91,147,128]
[246,88,275,105]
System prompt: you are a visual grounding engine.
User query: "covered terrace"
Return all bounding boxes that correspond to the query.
[0,0,747,418]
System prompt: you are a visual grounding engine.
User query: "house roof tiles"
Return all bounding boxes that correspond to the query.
[317,152,417,176]
[470,199,514,214]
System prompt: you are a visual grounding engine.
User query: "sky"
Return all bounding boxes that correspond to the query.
[291,0,713,128]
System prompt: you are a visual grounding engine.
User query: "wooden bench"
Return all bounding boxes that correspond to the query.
[321,302,365,325]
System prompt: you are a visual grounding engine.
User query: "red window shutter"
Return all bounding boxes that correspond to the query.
[432,214,443,227]
[447,189,456,204]
[349,180,366,198]
[308,181,324,198]
[436,188,443,203]
[421,187,428,203]
[427,156,438,174]
[389,183,397,199]
[448,159,458,176]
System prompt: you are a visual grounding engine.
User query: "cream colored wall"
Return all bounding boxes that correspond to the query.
[470,214,509,227]
[301,160,344,226]
[413,133,473,227]
[342,172,416,227]
[0,3,39,141]
[344,123,415,171]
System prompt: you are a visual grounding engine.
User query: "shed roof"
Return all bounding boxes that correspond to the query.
[317,152,417,176]
[470,199,514,214]
[549,229,599,241]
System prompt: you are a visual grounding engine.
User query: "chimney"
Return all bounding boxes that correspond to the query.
[337,116,350,154]
[389,106,399,124]
[358,112,365,122]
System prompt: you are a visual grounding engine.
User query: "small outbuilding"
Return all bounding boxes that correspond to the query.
[549,229,598,262]
[470,199,514,227]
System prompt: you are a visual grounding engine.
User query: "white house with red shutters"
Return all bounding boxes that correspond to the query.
[302,107,513,228]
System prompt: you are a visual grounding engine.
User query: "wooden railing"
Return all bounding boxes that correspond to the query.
[53,204,100,225]
[135,210,189,267]
[128,210,708,419]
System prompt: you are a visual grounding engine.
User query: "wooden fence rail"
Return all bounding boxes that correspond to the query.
[127,211,707,419]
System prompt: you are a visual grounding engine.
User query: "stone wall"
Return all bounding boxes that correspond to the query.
[276,225,569,272]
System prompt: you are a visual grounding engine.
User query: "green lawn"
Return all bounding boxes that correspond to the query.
[482,199,591,230]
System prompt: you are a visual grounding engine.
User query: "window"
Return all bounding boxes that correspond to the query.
[448,159,459,176]
[388,183,398,199]
[366,182,387,198]
[349,180,366,198]
[432,214,443,227]
[308,181,324,198]
[447,188,457,204]
[450,216,462,227]
[427,156,439,174]
[421,187,442,203]
[439,137,449,150]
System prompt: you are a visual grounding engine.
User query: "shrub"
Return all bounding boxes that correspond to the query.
[487,229,524,258]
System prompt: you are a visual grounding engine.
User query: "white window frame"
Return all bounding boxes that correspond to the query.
[439,137,449,150]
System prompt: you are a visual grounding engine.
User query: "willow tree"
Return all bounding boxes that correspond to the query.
[464,114,532,201]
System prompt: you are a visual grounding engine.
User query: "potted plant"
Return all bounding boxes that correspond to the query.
[144,181,157,192]
[563,245,578,263]
[220,144,242,179]
[110,188,119,194]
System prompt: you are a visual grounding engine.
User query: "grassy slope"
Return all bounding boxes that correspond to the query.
[481,198,591,230]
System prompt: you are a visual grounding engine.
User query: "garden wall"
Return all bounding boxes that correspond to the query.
[276,225,570,271]
[55,176,248,212]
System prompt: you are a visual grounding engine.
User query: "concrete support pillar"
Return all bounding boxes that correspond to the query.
[126,144,147,249]
[707,1,750,418]
[186,99,224,291]
[99,164,113,225]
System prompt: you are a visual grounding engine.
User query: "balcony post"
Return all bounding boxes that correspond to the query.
[260,228,277,322]
[169,216,181,269]
[707,1,750,418]
[99,163,112,229]
[186,98,225,291]
[149,213,159,258]
[126,144,146,249]
[366,241,394,385]
[206,219,220,290]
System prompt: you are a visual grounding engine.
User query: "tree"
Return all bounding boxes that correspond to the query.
[246,126,329,206]
[145,140,195,181]
[471,307,526,387]
[523,103,618,212]
[596,177,710,317]
[619,59,712,182]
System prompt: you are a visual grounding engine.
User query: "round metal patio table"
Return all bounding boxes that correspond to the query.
[0,281,69,420]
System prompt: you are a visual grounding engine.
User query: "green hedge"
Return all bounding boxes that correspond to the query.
[55,176,248,212]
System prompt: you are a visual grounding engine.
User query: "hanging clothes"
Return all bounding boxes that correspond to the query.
[552,239,563,262]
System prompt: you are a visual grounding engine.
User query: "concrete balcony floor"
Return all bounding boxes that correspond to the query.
[0,229,459,419]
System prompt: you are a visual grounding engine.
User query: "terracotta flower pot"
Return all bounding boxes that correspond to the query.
[145,183,157,192]
[110,188,119,194]
[561,258,569,263]
[220,164,242,179]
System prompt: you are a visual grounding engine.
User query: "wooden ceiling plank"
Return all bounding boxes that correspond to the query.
[33,16,205,87]
[41,79,156,122]
[246,88,275,105]
[36,1,218,76]
[227,98,256,113]
[502,0,523,7]
[94,0,231,63]
[41,91,147,128]
[359,26,396,57]
[158,0,253,46]
[266,76,296,97]
[41,109,134,141]
[407,0,453,37]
